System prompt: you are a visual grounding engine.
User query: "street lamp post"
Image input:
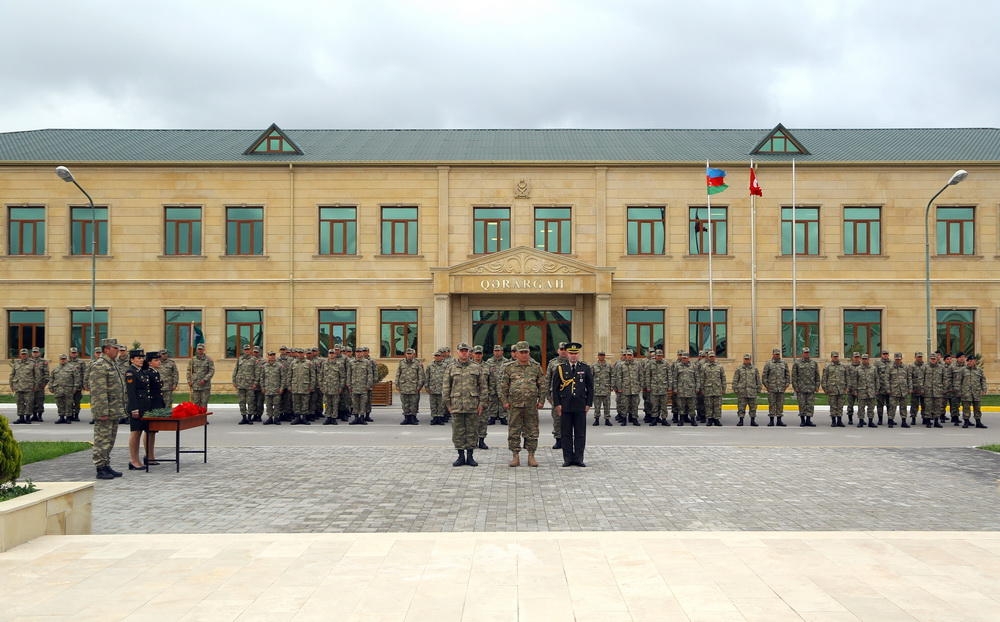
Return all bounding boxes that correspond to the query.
[55,166,98,356]
[925,169,969,356]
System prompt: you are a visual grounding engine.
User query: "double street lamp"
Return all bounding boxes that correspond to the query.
[925,169,969,356]
[54,166,98,356]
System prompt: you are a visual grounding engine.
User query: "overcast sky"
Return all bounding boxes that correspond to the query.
[2,0,997,131]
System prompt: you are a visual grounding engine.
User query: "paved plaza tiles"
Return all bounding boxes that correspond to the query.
[4,405,1000,620]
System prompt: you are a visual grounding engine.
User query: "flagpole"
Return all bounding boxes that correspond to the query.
[791,159,797,354]
[706,161,714,356]
[750,159,758,362]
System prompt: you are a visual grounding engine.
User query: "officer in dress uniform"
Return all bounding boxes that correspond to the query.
[550,342,594,467]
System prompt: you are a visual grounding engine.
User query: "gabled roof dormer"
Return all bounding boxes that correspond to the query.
[243,123,302,155]
[751,123,810,155]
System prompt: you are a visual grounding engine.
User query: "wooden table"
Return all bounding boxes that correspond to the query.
[142,413,211,472]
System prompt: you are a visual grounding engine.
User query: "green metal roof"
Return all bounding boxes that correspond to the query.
[0,127,998,164]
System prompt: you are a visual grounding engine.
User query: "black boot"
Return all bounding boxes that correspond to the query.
[239,415,250,425]
[593,417,600,426]
[888,418,896,428]
[453,450,466,467]
[776,416,786,427]
[55,415,68,424]
[750,416,759,427]
[868,418,877,428]
[830,418,837,428]
[323,416,338,425]
[767,416,774,427]
[901,419,910,428]
[291,415,310,425]
[805,416,815,427]
[857,418,865,428]
[923,417,931,428]
[96,466,115,480]
[487,417,497,425]
[349,415,362,425]
[604,419,612,426]
[552,438,562,449]
[962,420,971,428]
[933,419,943,428]
[649,418,658,426]
[799,415,806,427]
[252,414,262,422]
[910,414,916,425]
[976,420,988,429]
[365,414,374,422]
[499,417,508,425]
[400,416,409,425]
[877,414,883,425]
[660,417,671,427]
[263,416,275,425]
[847,413,854,425]
[630,417,640,426]
[466,449,478,467]
[737,417,744,427]
[478,438,489,450]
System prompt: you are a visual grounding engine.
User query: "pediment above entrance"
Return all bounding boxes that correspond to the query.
[450,246,595,277]
[436,246,612,295]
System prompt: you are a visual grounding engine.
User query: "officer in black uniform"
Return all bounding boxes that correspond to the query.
[550,341,594,467]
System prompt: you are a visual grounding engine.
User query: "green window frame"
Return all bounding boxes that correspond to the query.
[936,206,974,256]
[534,207,572,254]
[688,309,727,357]
[473,207,511,254]
[843,207,881,255]
[71,309,108,355]
[625,309,664,357]
[688,206,727,255]
[164,206,202,256]
[843,309,881,357]
[226,310,263,358]
[937,309,974,356]
[627,206,665,255]
[226,206,264,256]
[380,206,418,255]
[781,206,820,255]
[8,206,45,255]
[70,206,109,256]
[380,309,417,358]
[318,309,357,354]
[781,309,820,356]
[8,310,45,358]
[164,310,203,358]
[319,206,357,255]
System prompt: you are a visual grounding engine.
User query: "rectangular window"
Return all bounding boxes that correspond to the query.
[625,309,665,357]
[8,310,45,358]
[380,206,418,255]
[534,207,572,254]
[781,309,820,356]
[318,309,357,354]
[473,207,511,254]
[843,206,881,255]
[843,309,881,357]
[627,206,666,255]
[380,309,417,358]
[688,309,727,357]
[936,206,974,255]
[226,309,263,358]
[319,206,357,255]
[70,206,109,256]
[226,206,264,256]
[937,309,974,356]
[164,310,204,358]
[8,206,45,255]
[70,309,108,355]
[688,206,727,255]
[781,206,820,255]
[164,206,202,256]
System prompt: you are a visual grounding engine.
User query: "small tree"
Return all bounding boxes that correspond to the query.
[0,415,22,487]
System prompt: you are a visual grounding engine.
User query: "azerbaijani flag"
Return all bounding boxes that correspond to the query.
[706,167,728,195]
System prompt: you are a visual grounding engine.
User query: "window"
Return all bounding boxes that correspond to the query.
[937,309,974,356]
[627,206,665,255]
[69,206,109,256]
[8,206,45,255]
[8,310,44,358]
[688,309,727,357]
[319,206,357,255]
[626,309,664,357]
[936,206,974,255]
[688,206,727,255]
[318,309,357,354]
[70,309,108,354]
[164,206,202,256]
[843,207,881,255]
[380,206,418,255]
[473,207,511,254]
[226,310,263,357]
[380,309,417,358]
[751,124,810,155]
[843,310,881,357]
[781,309,820,356]
[164,310,203,358]
[534,207,571,254]
[781,206,819,255]
[226,206,264,256]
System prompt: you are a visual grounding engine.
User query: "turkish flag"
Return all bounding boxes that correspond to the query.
[750,167,763,197]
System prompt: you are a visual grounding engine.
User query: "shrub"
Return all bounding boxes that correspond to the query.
[0,415,23,486]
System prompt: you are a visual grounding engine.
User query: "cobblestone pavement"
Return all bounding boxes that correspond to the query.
[21,444,1000,534]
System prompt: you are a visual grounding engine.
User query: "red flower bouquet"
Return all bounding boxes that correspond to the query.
[171,401,208,418]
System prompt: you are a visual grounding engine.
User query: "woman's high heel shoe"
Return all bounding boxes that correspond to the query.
[128,462,145,470]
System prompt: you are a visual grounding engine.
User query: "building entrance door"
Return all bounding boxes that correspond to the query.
[471,310,571,368]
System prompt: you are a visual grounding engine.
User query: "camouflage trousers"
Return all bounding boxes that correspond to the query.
[54,393,74,418]
[401,393,420,416]
[617,393,639,418]
[73,389,83,419]
[649,393,669,419]
[237,388,255,417]
[593,394,611,421]
[846,393,857,416]
[91,417,118,467]
[909,394,925,417]
[507,405,540,452]
[15,391,33,417]
[926,396,945,419]
[796,392,816,417]
[876,393,889,417]
[961,400,983,421]
[323,392,343,417]
[857,397,876,419]
[254,390,264,418]
[429,393,443,418]
[887,396,908,421]
[767,392,785,416]
[550,406,561,439]
[263,394,280,419]
[351,392,370,416]
[33,389,45,415]
[737,395,758,417]
[292,392,310,415]
[703,395,722,420]
[484,392,506,421]
[451,411,478,450]
[946,394,961,418]
[310,389,322,416]
[675,396,695,420]
[476,409,488,440]
[162,391,174,410]
[827,393,846,418]
[190,387,211,409]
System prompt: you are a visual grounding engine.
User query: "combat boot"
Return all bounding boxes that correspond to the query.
[688,416,698,427]
[238,415,250,425]
[291,415,310,425]
[55,416,69,424]
[951,415,961,425]
[910,414,916,425]
[349,414,362,425]
[737,416,745,427]
[888,418,896,428]
[509,451,520,467]
[660,417,671,427]
[487,416,497,425]
[847,413,854,425]
[499,417,508,425]
[857,418,866,428]
[975,420,988,429]
[466,449,478,467]
[805,415,815,427]
[323,416,338,425]
[750,416,759,427]
[648,418,658,426]
[592,417,600,426]
[252,414,262,422]
[526,452,538,467]
[604,419,612,426]
[776,416,786,427]
[868,417,877,428]
[901,419,910,428]
[478,438,489,450]
[552,438,562,449]
[452,450,466,467]
[962,419,972,428]
[799,415,806,427]
[630,416,640,426]
[399,416,409,425]
[877,414,883,425]
[96,466,115,480]
[923,417,931,428]
[767,416,774,427]
[263,416,275,425]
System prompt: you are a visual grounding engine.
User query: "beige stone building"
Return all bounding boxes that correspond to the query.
[1,124,998,390]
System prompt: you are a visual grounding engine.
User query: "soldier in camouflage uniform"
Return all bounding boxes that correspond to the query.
[694,350,708,423]
[908,352,927,425]
[348,348,374,425]
[673,353,699,425]
[614,350,642,426]
[277,346,293,420]
[320,347,348,425]
[761,348,789,427]
[49,354,77,424]
[946,353,965,424]
[158,350,179,410]
[923,353,947,428]
[233,344,259,425]
[90,338,126,479]
[9,348,39,424]
[591,351,613,426]
[395,347,426,425]
[644,349,672,426]
[307,348,324,420]
[29,347,48,422]
[472,346,492,446]
[289,348,316,425]
[187,343,214,410]
[958,356,988,429]
[873,350,891,425]
[499,340,548,467]
[820,352,849,427]
[885,353,912,428]
[443,343,488,466]
[251,346,265,420]
[855,354,879,428]
[699,351,726,426]
[84,347,102,423]
[669,349,685,423]
[259,351,287,425]
[484,345,509,425]
[66,347,85,422]
[362,346,378,422]
[791,347,820,427]
[845,352,862,425]
[545,342,568,447]
[426,349,447,425]
[732,353,761,426]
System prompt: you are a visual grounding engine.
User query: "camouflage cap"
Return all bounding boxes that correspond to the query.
[69,347,79,353]
[252,346,261,353]
[332,343,342,350]
[242,344,251,350]
[342,346,353,353]
[279,346,288,351]
[772,348,781,355]
[405,348,416,354]
[802,347,810,353]
[471,345,483,354]
[196,343,206,350]
[493,345,504,351]
[915,352,924,357]
[118,344,128,351]
[558,342,567,349]
[456,342,470,351]
[19,348,28,354]
[31,347,40,352]
[852,352,861,357]
[267,351,276,356]
[59,353,68,359]
[831,351,840,357]
[677,349,685,356]
[100,338,118,347]
[625,349,634,355]
[514,341,530,352]
[654,349,664,356]
[862,354,870,359]
[743,353,752,359]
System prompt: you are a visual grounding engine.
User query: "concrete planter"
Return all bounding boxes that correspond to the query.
[0,481,93,552]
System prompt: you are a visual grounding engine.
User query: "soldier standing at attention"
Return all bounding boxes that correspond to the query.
[700,351,726,426]
[762,348,789,427]
[348,347,374,425]
[307,348,324,420]
[233,344,258,425]
[855,354,879,428]
[443,343,488,467]
[909,352,927,426]
[615,350,642,426]
[289,348,316,425]
[157,350,179,410]
[591,351,613,426]
[845,352,862,425]
[50,354,76,424]
[874,350,891,425]
[644,349,671,426]
[259,351,287,425]
[67,347,85,422]
[791,347,820,427]
[10,348,40,424]
[545,342,568,448]
[669,350,685,423]
[821,352,849,427]
[187,343,214,410]
[550,342,593,467]
[470,346,490,446]
[84,347,102,424]
[499,341,548,467]
[29,347,48,422]
[251,346,265,421]
[395,347,426,425]
[426,349,447,425]
[320,347,347,425]
[90,338,126,479]
[948,353,967,425]
[732,353,762,427]
[362,346,378,422]
[959,356,989,429]
[484,345,509,426]
[673,353,698,425]
[886,353,912,428]
[923,353,947,428]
